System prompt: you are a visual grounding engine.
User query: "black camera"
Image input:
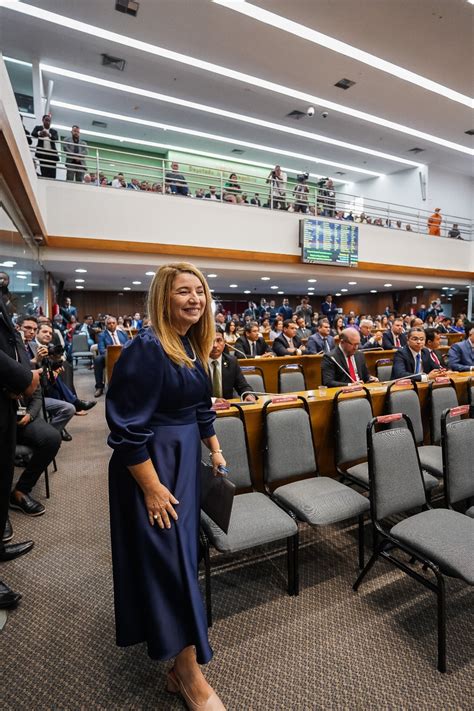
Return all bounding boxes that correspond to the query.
[47,343,64,357]
[297,172,309,182]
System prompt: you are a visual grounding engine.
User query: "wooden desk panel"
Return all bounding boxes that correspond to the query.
[220,374,471,492]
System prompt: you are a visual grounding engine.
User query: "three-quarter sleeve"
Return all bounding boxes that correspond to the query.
[196,376,216,439]
[106,332,164,466]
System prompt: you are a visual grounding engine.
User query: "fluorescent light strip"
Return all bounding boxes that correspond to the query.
[51,123,348,183]
[40,63,419,168]
[1,0,471,156]
[214,1,473,109]
[3,55,32,67]
[51,100,382,175]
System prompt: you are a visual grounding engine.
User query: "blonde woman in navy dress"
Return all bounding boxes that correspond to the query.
[106,263,226,710]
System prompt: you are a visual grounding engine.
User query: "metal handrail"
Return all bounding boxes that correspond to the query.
[27,138,473,240]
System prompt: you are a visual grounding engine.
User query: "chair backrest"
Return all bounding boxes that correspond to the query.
[368,415,426,520]
[386,385,423,444]
[376,359,393,382]
[278,364,306,393]
[244,373,265,394]
[441,406,474,506]
[71,333,90,352]
[439,335,449,347]
[263,402,317,486]
[201,411,252,489]
[334,391,373,467]
[468,378,474,406]
[429,380,458,445]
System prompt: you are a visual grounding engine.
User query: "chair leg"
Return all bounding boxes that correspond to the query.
[286,537,294,595]
[52,458,58,473]
[44,467,50,499]
[358,515,365,569]
[437,574,447,673]
[353,547,380,591]
[202,536,212,628]
[293,531,299,596]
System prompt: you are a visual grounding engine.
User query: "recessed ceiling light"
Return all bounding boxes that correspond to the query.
[6,0,465,153]
[123,287,131,291]
[278,291,284,295]
[341,288,348,292]
[207,274,218,279]
[415,285,424,289]
[348,281,357,285]
[145,271,155,276]
[307,278,317,283]
[132,281,142,285]
[75,278,85,283]
[335,292,342,296]
[261,277,270,281]
[27,283,38,287]
[229,284,238,288]
[0,261,16,267]
[383,283,393,287]
[16,275,27,279]
[244,290,251,294]
[449,288,456,291]
[75,268,87,273]
[370,290,378,293]
[16,271,30,275]
[76,285,84,289]
[442,287,449,290]
[270,285,279,289]
[210,289,215,293]
[308,287,315,290]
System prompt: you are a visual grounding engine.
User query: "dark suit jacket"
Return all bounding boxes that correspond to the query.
[307,332,335,354]
[448,339,474,372]
[321,347,370,388]
[0,297,33,428]
[212,352,252,399]
[98,329,128,356]
[392,346,437,381]
[32,125,59,160]
[382,330,407,350]
[359,334,383,350]
[321,301,338,324]
[272,333,303,357]
[234,335,270,357]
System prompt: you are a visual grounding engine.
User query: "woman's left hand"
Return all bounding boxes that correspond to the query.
[210,451,227,476]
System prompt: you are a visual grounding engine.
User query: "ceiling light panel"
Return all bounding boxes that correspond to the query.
[214,1,472,108]
[2,2,471,155]
[50,99,382,175]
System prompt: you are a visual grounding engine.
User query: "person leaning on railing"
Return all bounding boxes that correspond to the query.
[63,125,88,183]
[165,162,189,196]
[31,114,59,179]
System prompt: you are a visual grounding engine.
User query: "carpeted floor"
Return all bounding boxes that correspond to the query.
[1,367,473,710]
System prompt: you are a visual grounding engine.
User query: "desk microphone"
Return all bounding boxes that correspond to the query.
[227,344,248,359]
[329,355,357,383]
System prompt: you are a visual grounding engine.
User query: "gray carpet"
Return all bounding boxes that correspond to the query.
[1,367,473,710]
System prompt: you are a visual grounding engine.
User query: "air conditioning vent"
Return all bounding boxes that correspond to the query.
[286,109,306,120]
[231,148,245,155]
[115,0,139,16]
[92,120,108,129]
[465,129,474,136]
[334,78,355,90]
[408,147,425,154]
[101,54,126,71]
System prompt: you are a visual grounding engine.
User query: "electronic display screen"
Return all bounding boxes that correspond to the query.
[300,219,359,267]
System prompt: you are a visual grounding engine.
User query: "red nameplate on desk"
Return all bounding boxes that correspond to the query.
[449,405,470,417]
[341,385,364,394]
[270,395,298,404]
[434,377,450,384]
[377,413,403,424]
[212,402,231,411]
[394,379,411,387]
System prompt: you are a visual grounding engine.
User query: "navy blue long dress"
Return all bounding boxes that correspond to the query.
[106,329,215,663]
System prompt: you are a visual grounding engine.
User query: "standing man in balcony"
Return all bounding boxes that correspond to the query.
[321,295,338,325]
[64,125,88,182]
[32,114,59,179]
[165,162,189,196]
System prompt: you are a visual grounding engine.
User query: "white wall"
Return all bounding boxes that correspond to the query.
[42,180,473,276]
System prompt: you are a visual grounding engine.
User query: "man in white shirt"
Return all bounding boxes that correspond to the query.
[392,329,446,382]
[94,316,128,396]
[321,328,376,387]
[208,330,255,403]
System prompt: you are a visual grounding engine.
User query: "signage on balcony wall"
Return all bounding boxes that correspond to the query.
[300,219,359,268]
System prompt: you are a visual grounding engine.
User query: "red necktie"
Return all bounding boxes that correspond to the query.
[431,350,440,366]
[395,336,401,347]
[348,356,357,382]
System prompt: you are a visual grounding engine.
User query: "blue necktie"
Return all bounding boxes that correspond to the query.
[415,353,421,374]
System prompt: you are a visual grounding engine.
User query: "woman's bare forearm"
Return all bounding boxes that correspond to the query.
[128,459,161,495]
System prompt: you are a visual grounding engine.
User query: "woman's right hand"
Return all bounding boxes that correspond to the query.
[144,483,179,529]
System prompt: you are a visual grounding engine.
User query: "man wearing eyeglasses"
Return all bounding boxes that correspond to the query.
[392,328,447,382]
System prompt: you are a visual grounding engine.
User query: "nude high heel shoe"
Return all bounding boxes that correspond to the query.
[166,668,226,711]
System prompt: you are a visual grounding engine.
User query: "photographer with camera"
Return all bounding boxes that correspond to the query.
[293,172,310,214]
[266,164,287,210]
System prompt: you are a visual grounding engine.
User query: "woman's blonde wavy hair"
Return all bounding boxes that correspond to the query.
[147,262,214,370]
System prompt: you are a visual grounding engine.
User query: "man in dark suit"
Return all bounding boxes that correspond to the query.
[307,318,335,354]
[382,318,407,350]
[0,290,40,608]
[424,328,446,369]
[233,322,272,358]
[321,328,377,388]
[60,297,77,324]
[321,295,338,325]
[392,329,445,382]
[209,330,256,402]
[448,327,474,373]
[277,298,293,321]
[94,316,129,396]
[32,114,59,178]
[358,319,384,350]
[272,320,306,357]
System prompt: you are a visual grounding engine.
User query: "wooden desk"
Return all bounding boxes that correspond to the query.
[218,374,471,492]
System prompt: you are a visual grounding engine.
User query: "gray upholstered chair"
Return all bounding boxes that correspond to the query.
[375,358,393,382]
[428,379,458,445]
[354,413,474,672]
[385,382,442,486]
[200,406,299,626]
[71,334,93,367]
[441,404,474,518]
[239,366,265,395]
[278,364,306,393]
[334,387,373,489]
[262,397,370,569]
